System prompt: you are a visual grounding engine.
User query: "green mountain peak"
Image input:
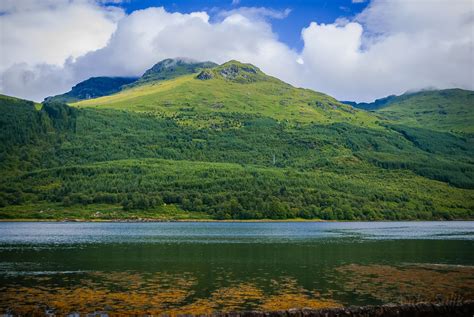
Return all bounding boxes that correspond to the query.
[196,60,269,83]
[45,58,219,103]
[129,58,218,87]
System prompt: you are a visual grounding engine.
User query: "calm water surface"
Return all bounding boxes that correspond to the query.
[1,221,473,314]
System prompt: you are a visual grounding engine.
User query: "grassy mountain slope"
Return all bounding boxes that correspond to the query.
[345,89,474,133]
[45,77,138,103]
[0,61,473,220]
[74,61,379,128]
[45,58,217,103]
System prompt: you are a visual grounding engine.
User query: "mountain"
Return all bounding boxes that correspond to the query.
[74,60,377,127]
[343,89,474,133]
[0,60,473,221]
[45,77,138,103]
[46,58,217,103]
[124,58,218,88]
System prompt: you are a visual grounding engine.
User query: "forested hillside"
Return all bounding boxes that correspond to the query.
[1,59,473,220]
[345,89,474,133]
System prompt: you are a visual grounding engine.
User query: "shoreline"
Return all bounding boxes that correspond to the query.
[0,218,472,223]
[5,300,474,316]
[210,301,474,317]
[0,218,326,223]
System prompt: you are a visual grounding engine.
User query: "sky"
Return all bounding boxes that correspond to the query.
[0,0,473,102]
[113,0,371,51]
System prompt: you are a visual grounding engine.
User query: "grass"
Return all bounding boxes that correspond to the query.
[73,73,380,129]
[0,201,211,221]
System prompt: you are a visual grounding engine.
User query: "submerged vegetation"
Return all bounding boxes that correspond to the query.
[0,59,473,220]
[1,263,471,315]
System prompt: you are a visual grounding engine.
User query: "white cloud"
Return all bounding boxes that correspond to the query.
[0,0,473,102]
[70,7,300,81]
[0,63,74,102]
[298,0,474,101]
[0,5,300,101]
[0,0,123,72]
[216,7,292,21]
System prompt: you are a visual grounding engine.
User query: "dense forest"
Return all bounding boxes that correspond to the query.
[0,60,473,220]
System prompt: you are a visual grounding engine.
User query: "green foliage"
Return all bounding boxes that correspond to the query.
[0,202,208,220]
[122,193,164,211]
[349,89,474,133]
[0,94,44,147]
[3,159,472,220]
[0,63,473,220]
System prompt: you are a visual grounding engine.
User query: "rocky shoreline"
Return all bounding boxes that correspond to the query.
[7,301,470,317]
[201,301,474,317]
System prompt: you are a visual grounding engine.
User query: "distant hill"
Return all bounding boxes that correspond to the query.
[341,95,398,111]
[45,77,138,103]
[343,89,474,133]
[1,60,473,221]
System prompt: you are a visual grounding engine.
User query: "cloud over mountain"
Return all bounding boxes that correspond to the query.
[1,0,472,102]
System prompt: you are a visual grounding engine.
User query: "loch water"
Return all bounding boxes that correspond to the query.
[0,221,473,314]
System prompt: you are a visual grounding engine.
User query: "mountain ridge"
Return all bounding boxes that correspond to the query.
[343,88,474,133]
[44,76,138,103]
[124,58,218,89]
[1,59,473,220]
[72,60,376,129]
[46,58,218,103]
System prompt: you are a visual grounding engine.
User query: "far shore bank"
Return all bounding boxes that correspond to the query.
[0,218,325,223]
[0,218,472,223]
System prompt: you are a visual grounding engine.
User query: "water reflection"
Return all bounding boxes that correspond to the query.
[0,221,473,244]
[0,222,473,314]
